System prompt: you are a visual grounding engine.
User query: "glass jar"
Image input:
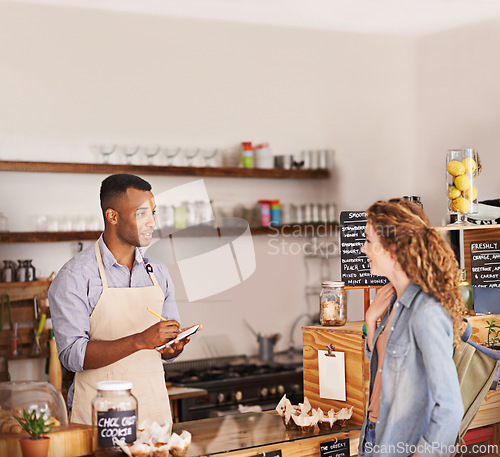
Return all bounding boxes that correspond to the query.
[320,281,347,326]
[446,148,479,226]
[92,381,137,457]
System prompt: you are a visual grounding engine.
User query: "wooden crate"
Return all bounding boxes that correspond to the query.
[302,322,369,426]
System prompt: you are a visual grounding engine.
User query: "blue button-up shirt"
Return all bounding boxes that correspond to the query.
[359,282,463,457]
[48,235,180,405]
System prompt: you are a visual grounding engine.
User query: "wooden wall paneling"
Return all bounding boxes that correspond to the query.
[302,322,368,426]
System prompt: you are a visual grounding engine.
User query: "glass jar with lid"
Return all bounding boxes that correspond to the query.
[320,281,347,326]
[92,380,137,456]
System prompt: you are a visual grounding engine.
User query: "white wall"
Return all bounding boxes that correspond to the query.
[415,19,500,226]
[1,1,420,370]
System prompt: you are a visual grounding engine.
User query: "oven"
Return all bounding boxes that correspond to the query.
[165,356,303,422]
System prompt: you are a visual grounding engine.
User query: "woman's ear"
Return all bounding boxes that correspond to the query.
[105,208,118,225]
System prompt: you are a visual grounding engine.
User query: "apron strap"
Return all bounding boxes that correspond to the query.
[147,268,160,287]
[94,241,109,289]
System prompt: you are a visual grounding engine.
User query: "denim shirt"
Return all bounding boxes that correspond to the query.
[358,282,463,457]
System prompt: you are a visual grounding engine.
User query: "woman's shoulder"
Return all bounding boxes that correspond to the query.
[410,286,453,328]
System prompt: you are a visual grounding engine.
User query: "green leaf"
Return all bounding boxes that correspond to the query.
[14,409,55,439]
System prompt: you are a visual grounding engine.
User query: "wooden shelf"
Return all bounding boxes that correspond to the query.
[250,222,338,236]
[6,350,49,361]
[0,160,330,179]
[0,231,100,243]
[434,224,500,231]
[0,279,52,301]
[0,223,339,243]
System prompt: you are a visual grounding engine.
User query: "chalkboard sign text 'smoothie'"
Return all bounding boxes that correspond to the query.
[340,211,388,287]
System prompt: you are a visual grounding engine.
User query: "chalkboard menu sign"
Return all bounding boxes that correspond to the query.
[340,211,388,287]
[320,438,350,457]
[470,240,500,288]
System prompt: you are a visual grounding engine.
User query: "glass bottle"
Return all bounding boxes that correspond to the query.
[320,281,347,326]
[458,269,475,315]
[92,381,138,457]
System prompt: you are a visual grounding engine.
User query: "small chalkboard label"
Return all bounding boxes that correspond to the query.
[97,409,137,447]
[340,211,388,287]
[248,451,282,457]
[470,240,500,288]
[320,437,350,457]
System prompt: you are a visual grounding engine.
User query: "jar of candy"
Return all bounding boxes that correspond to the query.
[320,281,347,326]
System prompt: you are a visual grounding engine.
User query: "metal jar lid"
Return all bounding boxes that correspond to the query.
[321,281,345,288]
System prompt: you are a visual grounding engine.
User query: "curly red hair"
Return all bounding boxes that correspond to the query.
[366,198,464,345]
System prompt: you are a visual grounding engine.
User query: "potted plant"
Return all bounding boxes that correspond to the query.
[15,409,55,457]
[485,319,500,350]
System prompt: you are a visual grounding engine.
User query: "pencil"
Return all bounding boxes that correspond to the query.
[147,308,167,321]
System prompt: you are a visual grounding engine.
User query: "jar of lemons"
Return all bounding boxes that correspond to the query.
[446,148,480,226]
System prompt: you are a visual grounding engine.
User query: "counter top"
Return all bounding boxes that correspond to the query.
[169,385,208,400]
[172,411,360,456]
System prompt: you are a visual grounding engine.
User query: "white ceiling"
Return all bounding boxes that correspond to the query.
[5,0,500,35]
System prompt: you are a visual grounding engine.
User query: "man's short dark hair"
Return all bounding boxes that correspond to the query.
[100,174,152,214]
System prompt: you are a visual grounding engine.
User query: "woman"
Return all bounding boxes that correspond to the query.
[358,198,464,457]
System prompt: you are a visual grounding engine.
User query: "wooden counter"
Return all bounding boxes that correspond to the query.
[172,412,361,457]
[1,413,360,457]
[0,423,93,457]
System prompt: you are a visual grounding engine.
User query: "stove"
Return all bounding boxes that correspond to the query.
[165,356,303,422]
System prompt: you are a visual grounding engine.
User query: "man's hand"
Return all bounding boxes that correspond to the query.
[83,320,181,369]
[137,320,181,350]
[159,324,203,360]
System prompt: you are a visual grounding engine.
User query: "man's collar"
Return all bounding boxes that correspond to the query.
[98,235,144,268]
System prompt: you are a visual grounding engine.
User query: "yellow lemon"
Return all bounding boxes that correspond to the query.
[463,185,478,201]
[447,186,461,200]
[454,174,471,192]
[451,197,470,213]
[462,157,477,174]
[447,160,465,176]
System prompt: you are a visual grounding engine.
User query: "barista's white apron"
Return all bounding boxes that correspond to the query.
[71,241,172,426]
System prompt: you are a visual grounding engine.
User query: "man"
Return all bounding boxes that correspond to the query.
[49,173,194,426]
